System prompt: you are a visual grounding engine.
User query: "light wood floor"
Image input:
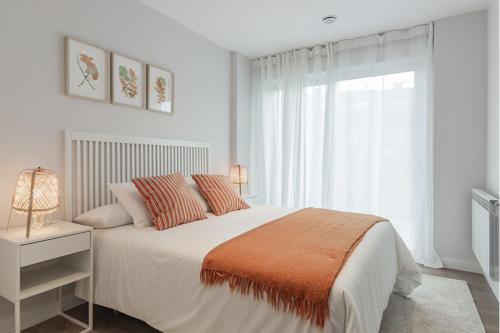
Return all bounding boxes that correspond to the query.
[24,267,498,333]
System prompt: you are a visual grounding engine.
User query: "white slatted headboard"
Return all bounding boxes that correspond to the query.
[64,131,211,220]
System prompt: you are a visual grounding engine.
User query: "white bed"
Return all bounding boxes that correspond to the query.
[66,131,421,333]
[76,205,421,333]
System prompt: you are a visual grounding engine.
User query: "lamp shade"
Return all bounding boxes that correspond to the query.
[230,164,247,184]
[12,167,59,216]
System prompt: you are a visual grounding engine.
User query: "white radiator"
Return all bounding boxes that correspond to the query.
[471,188,499,300]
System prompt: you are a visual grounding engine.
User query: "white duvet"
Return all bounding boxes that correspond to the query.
[76,205,421,333]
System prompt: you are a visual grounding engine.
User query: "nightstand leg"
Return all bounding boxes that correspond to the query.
[57,287,62,312]
[14,301,20,333]
[88,276,93,330]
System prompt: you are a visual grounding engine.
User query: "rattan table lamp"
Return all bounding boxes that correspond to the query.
[230,164,248,195]
[8,167,60,237]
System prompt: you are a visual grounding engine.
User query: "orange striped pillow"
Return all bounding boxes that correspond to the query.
[191,174,250,216]
[132,173,207,230]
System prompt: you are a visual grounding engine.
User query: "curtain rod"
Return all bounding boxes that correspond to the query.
[251,22,433,61]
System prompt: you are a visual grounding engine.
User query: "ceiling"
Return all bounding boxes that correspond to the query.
[140,0,490,59]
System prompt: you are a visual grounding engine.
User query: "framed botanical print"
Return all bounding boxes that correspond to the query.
[111,53,145,108]
[65,37,108,101]
[147,65,174,114]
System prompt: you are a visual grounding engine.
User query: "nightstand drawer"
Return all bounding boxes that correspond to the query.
[20,232,90,267]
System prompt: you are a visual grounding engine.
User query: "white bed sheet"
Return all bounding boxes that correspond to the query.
[76,205,421,333]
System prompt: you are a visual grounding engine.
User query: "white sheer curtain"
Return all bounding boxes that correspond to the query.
[250,23,442,267]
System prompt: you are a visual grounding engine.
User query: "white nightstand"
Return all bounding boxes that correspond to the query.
[243,193,259,205]
[0,222,93,333]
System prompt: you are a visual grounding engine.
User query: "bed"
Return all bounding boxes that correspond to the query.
[65,131,421,333]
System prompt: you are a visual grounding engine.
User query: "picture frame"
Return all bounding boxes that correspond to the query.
[147,64,174,114]
[65,37,109,102]
[111,53,145,108]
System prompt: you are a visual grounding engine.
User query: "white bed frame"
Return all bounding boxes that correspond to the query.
[64,130,211,221]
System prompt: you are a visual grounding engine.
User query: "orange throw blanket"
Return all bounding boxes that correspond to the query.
[200,208,386,327]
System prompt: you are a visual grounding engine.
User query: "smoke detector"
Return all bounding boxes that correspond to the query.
[322,15,337,24]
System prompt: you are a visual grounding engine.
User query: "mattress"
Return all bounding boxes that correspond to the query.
[76,205,421,333]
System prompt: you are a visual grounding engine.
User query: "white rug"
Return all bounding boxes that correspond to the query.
[380,275,485,333]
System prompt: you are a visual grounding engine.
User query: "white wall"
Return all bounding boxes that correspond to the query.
[0,0,231,330]
[230,52,253,190]
[434,10,488,271]
[488,0,499,196]
[0,0,232,225]
[231,53,252,165]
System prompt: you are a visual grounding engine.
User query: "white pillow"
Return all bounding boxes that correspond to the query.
[108,182,153,227]
[74,203,132,229]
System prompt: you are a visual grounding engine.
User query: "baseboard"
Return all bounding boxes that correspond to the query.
[0,304,59,333]
[0,287,85,333]
[63,294,86,311]
[19,308,59,332]
[441,257,482,274]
